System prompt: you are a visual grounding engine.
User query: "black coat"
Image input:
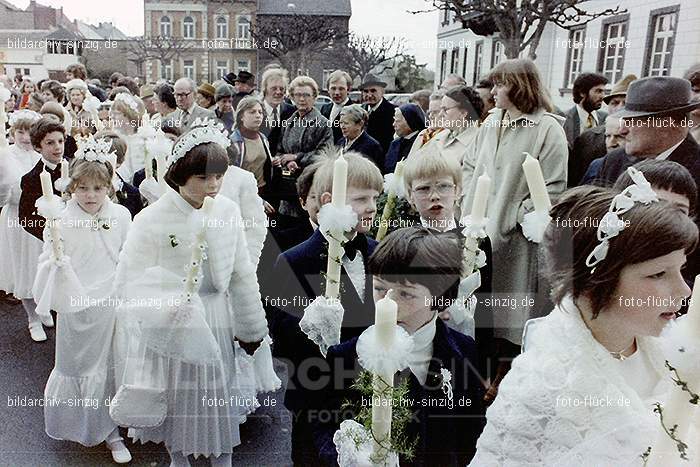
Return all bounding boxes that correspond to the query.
[261,101,296,157]
[115,174,144,218]
[19,160,61,241]
[568,124,606,187]
[384,133,419,174]
[320,99,354,144]
[365,98,397,158]
[313,318,485,466]
[338,131,384,169]
[265,228,378,413]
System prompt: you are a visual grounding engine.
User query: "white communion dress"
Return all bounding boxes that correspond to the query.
[0,144,42,299]
[33,197,132,445]
[112,189,269,458]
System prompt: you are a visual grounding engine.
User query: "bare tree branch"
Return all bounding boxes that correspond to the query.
[335,33,407,82]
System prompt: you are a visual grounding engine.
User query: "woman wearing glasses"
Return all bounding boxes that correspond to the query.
[275,75,334,219]
[462,58,568,403]
[433,85,483,168]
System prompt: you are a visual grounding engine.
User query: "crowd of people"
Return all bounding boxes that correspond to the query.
[0,56,699,466]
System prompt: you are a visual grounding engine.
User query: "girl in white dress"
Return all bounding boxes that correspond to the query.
[470,177,698,466]
[113,122,269,467]
[110,93,146,184]
[0,110,51,341]
[32,138,132,462]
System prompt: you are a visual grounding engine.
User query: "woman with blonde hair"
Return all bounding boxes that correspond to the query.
[110,93,147,184]
[461,58,568,401]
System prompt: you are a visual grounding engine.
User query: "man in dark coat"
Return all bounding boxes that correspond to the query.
[563,72,608,148]
[320,70,354,144]
[361,73,397,156]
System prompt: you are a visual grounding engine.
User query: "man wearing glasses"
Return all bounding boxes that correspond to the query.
[171,77,215,131]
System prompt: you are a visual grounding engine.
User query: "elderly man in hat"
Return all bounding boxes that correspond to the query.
[196,82,217,110]
[232,70,256,109]
[169,77,215,131]
[140,84,157,117]
[568,74,636,186]
[595,76,700,188]
[361,73,396,155]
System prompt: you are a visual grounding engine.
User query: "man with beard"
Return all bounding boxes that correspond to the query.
[563,72,608,148]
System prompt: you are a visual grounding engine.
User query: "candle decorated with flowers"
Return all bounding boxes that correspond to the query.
[370,292,398,461]
[648,275,700,465]
[522,153,551,213]
[376,160,406,241]
[324,154,348,300]
[40,170,54,198]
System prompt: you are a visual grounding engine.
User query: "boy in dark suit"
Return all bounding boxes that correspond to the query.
[312,227,486,466]
[265,151,383,465]
[19,118,65,241]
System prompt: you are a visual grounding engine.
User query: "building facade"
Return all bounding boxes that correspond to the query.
[143,0,257,84]
[436,0,700,110]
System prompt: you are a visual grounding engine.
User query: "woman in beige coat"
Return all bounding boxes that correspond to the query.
[461,58,568,401]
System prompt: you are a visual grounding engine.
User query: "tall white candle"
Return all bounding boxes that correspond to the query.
[522,153,551,213]
[648,274,700,465]
[40,170,53,198]
[60,160,69,180]
[470,171,491,225]
[376,160,405,241]
[371,292,398,462]
[141,111,149,128]
[325,154,349,300]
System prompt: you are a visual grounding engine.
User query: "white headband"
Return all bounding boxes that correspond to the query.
[74,136,118,168]
[113,92,139,113]
[9,109,41,126]
[585,167,659,272]
[169,118,230,166]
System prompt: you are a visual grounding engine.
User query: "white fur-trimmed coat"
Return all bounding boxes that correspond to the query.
[113,188,268,343]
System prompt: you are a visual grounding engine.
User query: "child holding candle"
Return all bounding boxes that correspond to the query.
[33,147,133,462]
[0,110,47,341]
[471,181,698,465]
[461,58,568,402]
[112,123,269,467]
[268,151,383,465]
[314,227,486,465]
[403,153,494,341]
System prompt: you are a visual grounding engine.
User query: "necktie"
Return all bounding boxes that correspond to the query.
[182,110,189,128]
[585,113,594,129]
[272,106,279,125]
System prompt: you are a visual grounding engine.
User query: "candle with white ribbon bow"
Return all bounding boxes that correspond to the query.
[40,169,64,260]
[156,152,168,193]
[470,171,491,226]
[648,275,700,465]
[40,170,53,198]
[371,292,398,461]
[324,154,348,300]
[522,153,551,213]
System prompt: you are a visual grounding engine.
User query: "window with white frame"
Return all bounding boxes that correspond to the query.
[491,41,504,67]
[216,16,228,39]
[160,16,171,37]
[442,8,449,25]
[450,49,459,74]
[183,16,195,39]
[161,60,173,80]
[646,11,677,76]
[565,28,585,87]
[440,50,447,84]
[237,15,251,40]
[237,59,250,73]
[216,61,228,79]
[473,42,483,84]
[462,46,469,80]
[183,59,195,80]
[599,20,628,83]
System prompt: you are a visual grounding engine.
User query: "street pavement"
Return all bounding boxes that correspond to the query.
[0,300,292,466]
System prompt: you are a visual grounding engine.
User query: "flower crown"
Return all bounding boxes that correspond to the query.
[169,118,231,166]
[74,136,118,168]
[114,92,139,113]
[9,109,41,126]
[585,167,659,272]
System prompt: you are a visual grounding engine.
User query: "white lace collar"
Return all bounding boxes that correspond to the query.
[407,312,437,385]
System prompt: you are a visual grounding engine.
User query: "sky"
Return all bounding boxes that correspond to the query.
[10,0,440,69]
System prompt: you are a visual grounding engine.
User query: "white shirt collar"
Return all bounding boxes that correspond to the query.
[42,158,58,171]
[576,104,599,131]
[407,313,437,385]
[655,138,684,161]
[341,251,365,302]
[403,130,419,140]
